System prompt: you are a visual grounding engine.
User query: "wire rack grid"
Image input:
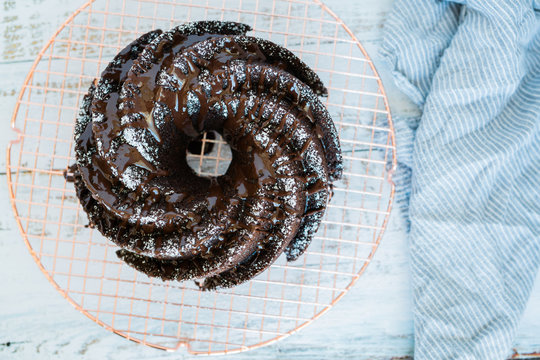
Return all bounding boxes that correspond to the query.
[7,0,396,355]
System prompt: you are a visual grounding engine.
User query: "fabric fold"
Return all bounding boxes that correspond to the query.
[381,0,540,358]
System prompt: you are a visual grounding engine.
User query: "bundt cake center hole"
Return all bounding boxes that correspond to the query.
[186,131,232,177]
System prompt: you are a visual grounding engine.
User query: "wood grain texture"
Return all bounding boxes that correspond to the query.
[0,0,538,359]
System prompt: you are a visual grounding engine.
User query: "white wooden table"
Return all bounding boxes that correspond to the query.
[1,0,539,358]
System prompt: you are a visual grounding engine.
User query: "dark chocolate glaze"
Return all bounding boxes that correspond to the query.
[72,21,342,290]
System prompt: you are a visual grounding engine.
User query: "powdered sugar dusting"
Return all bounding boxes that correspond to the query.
[186,90,200,118]
[72,21,342,290]
[122,127,159,165]
[120,165,147,190]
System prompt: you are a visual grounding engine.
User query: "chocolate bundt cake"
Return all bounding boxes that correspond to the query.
[71,21,342,290]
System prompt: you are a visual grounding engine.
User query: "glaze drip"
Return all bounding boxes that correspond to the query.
[72,21,342,290]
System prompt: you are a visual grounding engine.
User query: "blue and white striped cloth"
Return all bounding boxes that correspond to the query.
[380,0,540,358]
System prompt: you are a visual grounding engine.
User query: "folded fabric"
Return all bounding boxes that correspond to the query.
[381,1,540,359]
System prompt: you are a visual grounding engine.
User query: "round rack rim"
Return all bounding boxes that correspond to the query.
[6,0,396,355]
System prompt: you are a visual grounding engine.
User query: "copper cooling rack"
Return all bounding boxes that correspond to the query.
[7,0,396,355]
